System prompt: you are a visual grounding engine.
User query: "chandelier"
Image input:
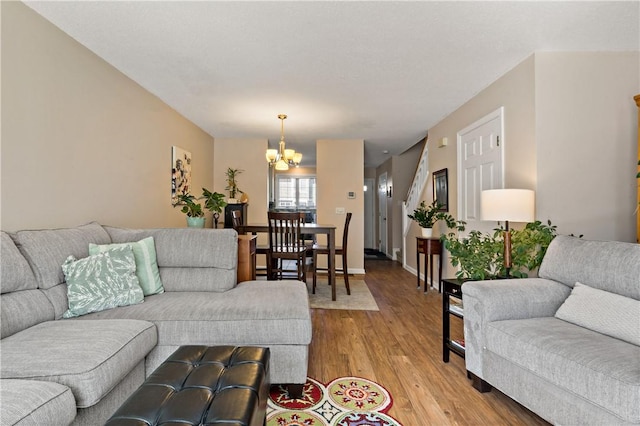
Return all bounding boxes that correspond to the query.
[265,114,302,170]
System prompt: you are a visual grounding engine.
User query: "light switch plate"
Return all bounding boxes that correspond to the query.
[336,207,346,214]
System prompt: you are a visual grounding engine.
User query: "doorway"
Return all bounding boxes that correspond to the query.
[377,173,388,254]
[364,178,375,249]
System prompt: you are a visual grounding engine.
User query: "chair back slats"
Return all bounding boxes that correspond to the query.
[267,212,310,281]
[268,212,305,253]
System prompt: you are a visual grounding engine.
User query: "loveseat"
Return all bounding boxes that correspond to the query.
[462,235,640,425]
[0,222,312,425]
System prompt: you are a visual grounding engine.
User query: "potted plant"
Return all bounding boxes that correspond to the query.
[173,193,205,228]
[202,188,227,228]
[225,168,243,203]
[441,219,560,280]
[408,200,457,237]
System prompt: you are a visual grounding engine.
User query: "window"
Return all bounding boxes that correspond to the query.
[276,176,316,210]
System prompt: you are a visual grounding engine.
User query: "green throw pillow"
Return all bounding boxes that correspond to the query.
[62,245,144,318]
[89,236,164,296]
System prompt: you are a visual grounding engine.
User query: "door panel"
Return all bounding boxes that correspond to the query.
[458,108,504,234]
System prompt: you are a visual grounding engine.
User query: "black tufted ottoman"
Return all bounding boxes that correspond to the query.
[106,345,270,426]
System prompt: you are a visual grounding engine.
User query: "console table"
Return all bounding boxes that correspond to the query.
[416,237,443,292]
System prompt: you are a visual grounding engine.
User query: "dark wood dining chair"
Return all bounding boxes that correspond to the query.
[231,210,243,228]
[312,212,352,295]
[267,212,312,281]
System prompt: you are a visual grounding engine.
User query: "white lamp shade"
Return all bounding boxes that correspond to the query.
[284,149,295,161]
[275,159,289,171]
[292,152,302,164]
[265,149,278,162]
[481,189,535,223]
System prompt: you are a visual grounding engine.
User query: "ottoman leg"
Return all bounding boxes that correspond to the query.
[286,383,304,399]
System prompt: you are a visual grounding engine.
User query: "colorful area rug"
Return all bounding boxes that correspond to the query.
[267,376,402,426]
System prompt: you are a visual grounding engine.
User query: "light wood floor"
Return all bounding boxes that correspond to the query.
[306,258,549,425]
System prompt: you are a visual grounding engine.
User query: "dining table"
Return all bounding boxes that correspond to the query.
[236,222,338,301]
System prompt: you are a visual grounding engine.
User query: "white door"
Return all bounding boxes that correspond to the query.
[457,107,504,234]
[364,178,375,249]
[378,173,388,254]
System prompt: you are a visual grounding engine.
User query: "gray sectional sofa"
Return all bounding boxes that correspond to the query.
[0,222,312,425]
[462,235,640,425]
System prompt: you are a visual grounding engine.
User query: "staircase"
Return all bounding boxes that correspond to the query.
[402,137,430,267]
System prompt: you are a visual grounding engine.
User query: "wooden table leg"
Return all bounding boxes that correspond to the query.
[438,252,443,292]
[328,228,336,301]
[429,254,434,290]
[416,242,422,290]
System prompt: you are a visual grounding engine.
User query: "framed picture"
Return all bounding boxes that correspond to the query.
[171,146,192,203]
[433,168,449,212]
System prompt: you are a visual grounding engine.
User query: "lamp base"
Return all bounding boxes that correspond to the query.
[503,221,512,277]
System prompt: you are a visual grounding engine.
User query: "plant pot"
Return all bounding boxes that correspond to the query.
[421,227,433,238]
[186,217,205,228]
[228,198,238,204]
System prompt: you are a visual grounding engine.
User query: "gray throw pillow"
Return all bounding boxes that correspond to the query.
[555,281,640,346]
[89,236,164,296]
[62,245,144,318]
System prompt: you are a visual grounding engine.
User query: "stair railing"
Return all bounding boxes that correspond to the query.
[402,136,430,267]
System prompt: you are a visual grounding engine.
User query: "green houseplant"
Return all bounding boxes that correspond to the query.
[202,188,227,228]
[408,200,457,237]
[225,168,243,203]
[173,193,205,228]
[174,188,227,228]
[441,219,560,280]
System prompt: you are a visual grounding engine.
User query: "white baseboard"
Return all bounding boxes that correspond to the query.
[392,247,401,261]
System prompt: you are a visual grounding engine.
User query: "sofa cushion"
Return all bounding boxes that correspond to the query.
[75,280,312,346]
[485,316,640,423]
[11,222,112,290]
[555,282,640,346]
[0,379,76,426]
[62,246,144,318]
[105,227,237,292]
[0,290,54,339]
[539,235,640,300]
[1,232,38,294]
[90,236,164,296]
[0,319,157,408]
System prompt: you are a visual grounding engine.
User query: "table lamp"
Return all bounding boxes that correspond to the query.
[481,189,535,277]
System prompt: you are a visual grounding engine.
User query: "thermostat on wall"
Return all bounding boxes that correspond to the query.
[347,191,356,199]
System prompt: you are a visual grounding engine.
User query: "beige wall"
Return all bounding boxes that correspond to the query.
[535,52,639,242]
[317,139,364,273]
[405,51,639,281]
[406,55,537,279]
[213,138,269,226]
[1,2,214,232]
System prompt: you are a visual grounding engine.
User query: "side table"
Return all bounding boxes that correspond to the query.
[442,278,465,362]
[416,237,443,292]
[237,235,257,282]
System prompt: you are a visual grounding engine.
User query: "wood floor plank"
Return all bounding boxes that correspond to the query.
[306,258,549,425]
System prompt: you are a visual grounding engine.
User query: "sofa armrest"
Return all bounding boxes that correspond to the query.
[462,278,571,379]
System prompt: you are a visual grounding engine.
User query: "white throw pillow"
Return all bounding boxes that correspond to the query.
[555,282,640,346]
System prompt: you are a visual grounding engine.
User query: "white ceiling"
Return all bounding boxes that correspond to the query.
[24,1,639,167]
